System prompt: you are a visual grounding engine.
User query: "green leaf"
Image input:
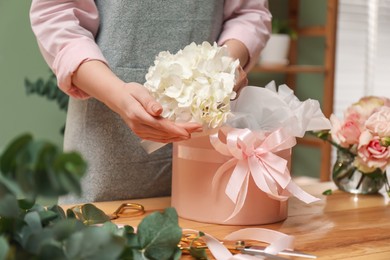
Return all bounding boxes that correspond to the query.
[25,211,43,233]
[31,142,61,197]
[24,72,68,112]
[38,209,59,225]
[66,208,76,219]
[189,247,208,260]
[0,194,20,218]
[65,226,125,260]
[188,231,208,260]
[70,203,110,225]
[48,205,67,220]
[0,236,10,260]
[136,208,182,260]
[51,219,85,241]
[38,243,67,260]
[322,189,333,195]
[18,198,36,210]
[171,248,182,260]
[0,174,23,196]
[53,152,87,196]
[122,225,139,248]
[0,133,32,174]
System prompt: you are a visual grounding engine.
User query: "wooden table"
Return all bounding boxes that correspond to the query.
[75,182,390,259]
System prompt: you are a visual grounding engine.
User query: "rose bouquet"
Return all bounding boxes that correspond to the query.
[314,96,390,195]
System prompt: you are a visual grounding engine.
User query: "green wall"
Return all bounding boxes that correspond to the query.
[0,1,66,150]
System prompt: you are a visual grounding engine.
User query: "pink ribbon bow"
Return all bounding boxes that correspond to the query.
[210,127,320,221]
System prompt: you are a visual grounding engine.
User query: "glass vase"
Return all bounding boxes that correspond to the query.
[332,150,385,195]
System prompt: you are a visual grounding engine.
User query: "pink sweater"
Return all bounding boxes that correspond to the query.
[30,0,272,99]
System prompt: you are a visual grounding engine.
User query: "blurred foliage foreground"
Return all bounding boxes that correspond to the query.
[0,134,187,260]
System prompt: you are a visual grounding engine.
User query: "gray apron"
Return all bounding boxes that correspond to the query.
[61,0,224,203]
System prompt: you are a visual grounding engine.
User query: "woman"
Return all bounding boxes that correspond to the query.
[29,0,272,203]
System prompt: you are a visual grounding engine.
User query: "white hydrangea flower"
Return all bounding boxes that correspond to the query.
[144,41,239,128]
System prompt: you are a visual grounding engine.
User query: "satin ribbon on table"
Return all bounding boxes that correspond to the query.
[210,127,320,221]
[184,228,294,260]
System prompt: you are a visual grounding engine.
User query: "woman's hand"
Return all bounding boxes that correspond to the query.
[72,60,202,143]
[113,82,202,143]
[223,39,250,99]
[234,65,248,98]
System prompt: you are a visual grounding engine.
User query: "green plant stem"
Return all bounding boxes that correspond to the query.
[309,131,356,157]
[355,174,366,190]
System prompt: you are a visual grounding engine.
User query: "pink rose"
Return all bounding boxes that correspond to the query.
[330,114,361,147]
[354,130,390,173]
[345,96,390,125]
[365,106,390,137]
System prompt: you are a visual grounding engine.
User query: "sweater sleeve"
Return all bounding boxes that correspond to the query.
[219,0,272,71]
[30,0,107,99]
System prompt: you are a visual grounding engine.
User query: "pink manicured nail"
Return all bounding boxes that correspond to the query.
[152,104,162,114]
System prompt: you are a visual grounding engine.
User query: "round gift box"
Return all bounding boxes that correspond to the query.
[171,134,288,225]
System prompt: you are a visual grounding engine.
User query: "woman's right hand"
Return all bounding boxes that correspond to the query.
[72,60,202,143]
[112,82,202,143]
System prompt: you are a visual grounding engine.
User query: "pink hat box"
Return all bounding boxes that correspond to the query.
[171,134,290,225]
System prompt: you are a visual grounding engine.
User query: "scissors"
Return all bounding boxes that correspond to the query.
[180,233,316,259]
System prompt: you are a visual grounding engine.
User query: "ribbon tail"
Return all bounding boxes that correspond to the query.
[285,181,321,203]
[225,160,250,203]
[248,156,288,201]
[224,173,250,222]
[212,158,238,193]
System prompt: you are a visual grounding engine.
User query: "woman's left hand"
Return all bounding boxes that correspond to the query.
[233,65,248,98]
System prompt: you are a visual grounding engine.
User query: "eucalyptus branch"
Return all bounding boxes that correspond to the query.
[0,134,184,260]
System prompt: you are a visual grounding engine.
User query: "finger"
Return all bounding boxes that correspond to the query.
[136,126,191,142]
[141,135,189,143]
[129,113,190,139]
[175,122,203,133]
[123,99,191,137]
[127,83,163,116]
[233,66,248,98]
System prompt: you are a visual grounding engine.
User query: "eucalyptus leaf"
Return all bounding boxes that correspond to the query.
[0,133,32,175]
[24,219,84,254]
[18,198,36,210]
[38,243,67,260]
[24,72,68,112]
[66,208,76,219]
[0,236,9,260]
[189,247,208,259]
[53,152,87,196]
[0,174,23,196]
[38,209,60,225]
[122,225,139,248]
[48,205,67,220]
[0,194,20,218]
[79,203,111,225]
[24,211,43,232]
[65,226,125,260]
[0,134,185,260]
[136,208,182,260]
[50,219,85,241]
[322,189,333,195]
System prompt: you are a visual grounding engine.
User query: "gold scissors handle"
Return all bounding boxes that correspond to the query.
[109,203,145,220]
